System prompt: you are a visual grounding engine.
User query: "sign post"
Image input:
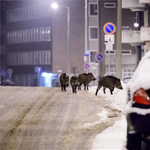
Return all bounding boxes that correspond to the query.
[103,22,116,75]
[7,68,13,79]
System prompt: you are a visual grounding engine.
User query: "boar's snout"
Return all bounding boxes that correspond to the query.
[119,86,123,90]
[91,77,96,81]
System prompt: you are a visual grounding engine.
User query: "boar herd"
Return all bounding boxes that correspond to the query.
[59,73,123,95]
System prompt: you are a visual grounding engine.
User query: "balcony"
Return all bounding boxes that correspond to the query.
[122,0,145,11]
[140,27,150,41]
[122,30,144,45]
[140,0,150,4]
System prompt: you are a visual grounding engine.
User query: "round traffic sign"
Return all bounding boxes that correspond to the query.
[84,63,90,69]
[103,22,116,35]
[95,53,104,62]
[7,68,13,75]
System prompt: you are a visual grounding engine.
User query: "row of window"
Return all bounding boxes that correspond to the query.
[89,2,116,16]
[7,50,51,65]
[105,65,135,79]
[6,2,116,23]
[7,4,50,22]
[7,26,51,44]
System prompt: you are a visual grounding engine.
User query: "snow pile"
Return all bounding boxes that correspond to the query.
[87,82,128,150]
[125,51,150,115]
[91,116,127,150]
[84,109,110,128]
[128,51,150,97]
[89,81,128,111]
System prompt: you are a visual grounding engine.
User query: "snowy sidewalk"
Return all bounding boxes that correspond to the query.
[91,116,127,150]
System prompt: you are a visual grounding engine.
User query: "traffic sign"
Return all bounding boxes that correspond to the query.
[103,22,116,35]
[84,63,90,69]
[106,44,113,51]
[95,53,104,62]
[7,68,13,75]
[104,35,114,44]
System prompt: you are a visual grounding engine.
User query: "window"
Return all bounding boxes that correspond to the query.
[89,3,97,16]
[105,50,115,55]
[7,27,51,44]
[34,28,38,41]
[23,30,27,42]
[7,10,10,22]
[90,27,98,39]
[46,51,51,64]
[90,51,97,63]
[104,3,116,8]
[106,65,116,76]
[47,27,51,41]
[122,50,132,55]
[7,51,51,65]
[11,32,15,43]
[1,34,5,45]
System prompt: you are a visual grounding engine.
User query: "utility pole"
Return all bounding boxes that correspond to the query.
[116,0,122,79]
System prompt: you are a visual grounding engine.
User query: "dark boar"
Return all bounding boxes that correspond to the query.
[70,76,78,93]
[95,76,123,95]
[59,73,69,91]
[77,72,96,90]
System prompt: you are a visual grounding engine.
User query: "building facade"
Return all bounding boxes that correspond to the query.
[0,1,85,87]
[85,0,139,83]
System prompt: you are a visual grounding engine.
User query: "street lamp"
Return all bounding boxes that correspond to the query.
[51,2,70,76]
[134,22,139,28]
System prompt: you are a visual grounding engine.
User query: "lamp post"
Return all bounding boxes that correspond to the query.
[51,3,70,76]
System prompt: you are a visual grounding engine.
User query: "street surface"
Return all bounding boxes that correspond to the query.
[0,86,122,150]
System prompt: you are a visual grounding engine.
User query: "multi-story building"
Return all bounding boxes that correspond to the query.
[85,0,140,83]
[0,1,85,87]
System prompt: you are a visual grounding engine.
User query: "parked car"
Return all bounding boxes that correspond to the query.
[1,79,15,86]
[125,51,150,150]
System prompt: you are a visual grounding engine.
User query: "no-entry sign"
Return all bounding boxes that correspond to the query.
[95,53,104,62]
[7,68,13,75]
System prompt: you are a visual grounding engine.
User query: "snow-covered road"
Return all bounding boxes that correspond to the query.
[0,86,126,150]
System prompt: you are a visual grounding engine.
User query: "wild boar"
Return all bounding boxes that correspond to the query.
[95,75,123,95]
[59,73,69,91]
[77,72,96,90]
[70,76,78,93]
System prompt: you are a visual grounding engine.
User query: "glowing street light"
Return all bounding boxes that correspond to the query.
[51,2,59,9]
[51,2,70,76]
[134,22,139,28]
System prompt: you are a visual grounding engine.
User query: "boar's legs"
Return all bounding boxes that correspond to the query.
[78,83,82,90]
[74,86,77,93]
[84,83,87,91]
[72,86,76,93]
[103,87,106,94]
[109,87,114,95]
[95,85,102,96]
[61,85,64,91]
